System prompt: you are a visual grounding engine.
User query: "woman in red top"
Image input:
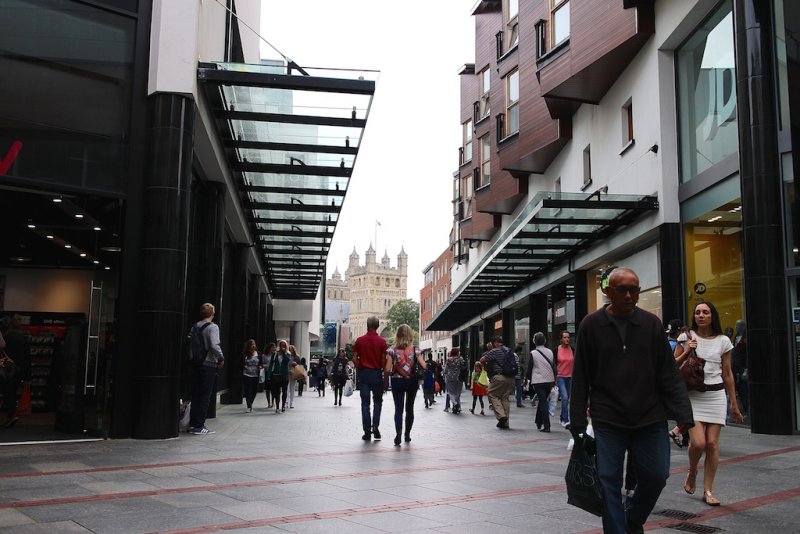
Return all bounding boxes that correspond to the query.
[556,330,575,428]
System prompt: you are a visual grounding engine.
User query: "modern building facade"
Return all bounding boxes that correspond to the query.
[428,0,800,435]
[344,245,408,340]
[0,0,375,440]
[420,246,454,359]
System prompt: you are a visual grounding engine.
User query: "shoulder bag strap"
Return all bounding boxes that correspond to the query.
[536,349,557,379]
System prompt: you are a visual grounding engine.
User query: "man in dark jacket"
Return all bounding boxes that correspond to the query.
[570,267,693,534]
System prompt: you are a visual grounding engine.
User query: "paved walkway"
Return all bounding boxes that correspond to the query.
[0,389,797,533]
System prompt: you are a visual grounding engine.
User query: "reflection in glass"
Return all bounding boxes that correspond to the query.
[677,4,738,182]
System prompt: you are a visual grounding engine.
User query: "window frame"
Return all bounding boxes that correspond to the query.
[480,135,492,188]
[505,69,520,137]
[463,119,473,163]
[550,0,570,48]
[505,0,519,52]
[479,68,491,121]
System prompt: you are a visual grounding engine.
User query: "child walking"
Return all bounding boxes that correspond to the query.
[423,360,435,408]
[469,361,488,415]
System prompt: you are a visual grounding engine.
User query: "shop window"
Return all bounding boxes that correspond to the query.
[681,176,744,336]
[677,3,737,182]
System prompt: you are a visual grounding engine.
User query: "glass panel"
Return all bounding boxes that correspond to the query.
[681,183,744,347]
[790,278,800,430]
[677,4,737,182]
[553,2,570,46]
[507,0,518,20]
[0,0,135,194]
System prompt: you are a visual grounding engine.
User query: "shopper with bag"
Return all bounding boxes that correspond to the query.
[556,331,575,428]
[268,340,292,413]
[386,324,427,445]
[675,301,743,506]
[570,267,693,533]
[469,361,488,415]
[525,332,556,432]
[443,348,465,414]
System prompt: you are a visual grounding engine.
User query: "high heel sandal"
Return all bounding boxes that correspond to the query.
[702,490,721,506]
[683,468,697,495]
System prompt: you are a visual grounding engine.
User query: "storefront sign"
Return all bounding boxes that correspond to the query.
[0,140,23,176]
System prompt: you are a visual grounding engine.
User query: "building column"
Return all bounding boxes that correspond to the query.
[131,94,194,439]
[502,308,514,349]
[220,244,248,405]
[659,223,684,325]
[529,294,548,340]
[573,271,588,329]
[733,0,793,434]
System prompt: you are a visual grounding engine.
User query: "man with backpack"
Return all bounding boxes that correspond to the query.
[188,303,224,435]
[480,336,517,429]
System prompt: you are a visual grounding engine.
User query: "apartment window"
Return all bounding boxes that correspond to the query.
[505,0,519,51]
[551,0,570,47]
[582,145,592,187]
[621,98,635,150]
[505,70,520,137]
[480,135,492,187]
[479,68,491,120]
[462,119,473,163]
[461,173,474,218]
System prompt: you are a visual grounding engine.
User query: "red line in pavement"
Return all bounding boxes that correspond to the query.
[155,483,567,534]
[0,438,548,479]
[0,454,570,510]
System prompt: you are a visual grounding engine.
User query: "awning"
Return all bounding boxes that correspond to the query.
[427,191,658,330]
[198,62,376,299]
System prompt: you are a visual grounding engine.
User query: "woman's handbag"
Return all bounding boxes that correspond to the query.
[291,364,307,381]
[679,349,705,391]
[565,434,604,516]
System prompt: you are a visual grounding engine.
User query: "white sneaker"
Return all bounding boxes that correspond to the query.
[246,407,252,413]
[561,421,569,428]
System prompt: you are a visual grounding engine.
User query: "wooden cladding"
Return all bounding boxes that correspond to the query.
[537,1,655,114]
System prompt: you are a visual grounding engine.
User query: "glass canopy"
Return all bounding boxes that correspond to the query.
[427,191,659,330]
[198,61,376,299]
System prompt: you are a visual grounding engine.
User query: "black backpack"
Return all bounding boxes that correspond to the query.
[188,322,212,364]
[499,347,519,376]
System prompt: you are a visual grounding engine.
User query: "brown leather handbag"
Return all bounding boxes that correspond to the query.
[679,348,705,391]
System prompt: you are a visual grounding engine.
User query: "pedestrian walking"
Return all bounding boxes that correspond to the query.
[675,300,744,506]
[386,324,427,445]
[422,357,436,408]
[469,361,488,415]
[261,343,276,408]
[287,345,302,407]
[352,316,389,441]
[330,349,348,406]
[314,357,328,397]
[444,348,465,414]
[525,332,556,433]
[570,267,694,533]
[480,336,517,429]
[556,330,574,428]
[514,345,525,408]
[241,339,260,413]
[268,340,291,413]
[188,303,224,435]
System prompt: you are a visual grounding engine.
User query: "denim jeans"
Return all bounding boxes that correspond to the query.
[593,421,670,534]
[358,368,384,433]
[557,376,572,423]
[390,377,418,437]
[242,375,258,409]
[515,378,523,406]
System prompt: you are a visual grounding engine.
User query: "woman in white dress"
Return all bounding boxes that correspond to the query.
[674,301,744,506]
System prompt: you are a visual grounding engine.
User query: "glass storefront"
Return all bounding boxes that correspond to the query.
[677,1,738,183]
[0,0,136,194]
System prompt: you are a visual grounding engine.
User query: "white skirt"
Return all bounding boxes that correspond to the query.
[688,389,727,425]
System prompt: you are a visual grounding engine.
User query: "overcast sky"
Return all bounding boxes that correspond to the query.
[260,0,476,300]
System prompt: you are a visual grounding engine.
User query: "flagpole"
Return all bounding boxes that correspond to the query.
[374,220,378,253]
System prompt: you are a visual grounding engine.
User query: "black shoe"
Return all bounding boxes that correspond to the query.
[498,417,509,429]
[404,433,411,443]
[394,435,401,446]
[362,432,371,441]
[540,427,551,433]
[372,428,381,441]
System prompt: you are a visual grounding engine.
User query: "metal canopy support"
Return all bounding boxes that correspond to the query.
[198,61,376,299]
[426,191,659,330]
